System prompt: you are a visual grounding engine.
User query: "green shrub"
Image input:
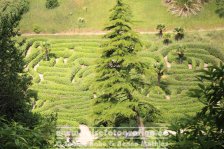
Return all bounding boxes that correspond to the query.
[148,86,166,95]
[163,33,172,45]
[68,44,75,49]
[82,66,94,77]
[49,58,56,67]
[29,68,40,83]
[39,58,56,67]
[216,0,224,18]
[24,48,40,64]
[159,43,224,64]
[46,0,59,9]
[185,53,220,65]
[184,43,224,61]
[188,57,197,69]
[44,76,70,84]
[0,114,57,149]
[34,41,41,48]
[28,53,44,68]
[76,117,89,125]
[53,50,73,58]
[18,38,34,55]
[33,25,42,34]
[70,67,76,82]
[55,57,64,65]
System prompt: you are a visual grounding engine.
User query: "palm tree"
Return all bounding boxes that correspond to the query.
[174,27,185,41]
[169,0,203,17]
[154,62,166,86]
[163,33,172,45]
[156,24,166,38]
[176,47,185,64]
[42,41,51,61]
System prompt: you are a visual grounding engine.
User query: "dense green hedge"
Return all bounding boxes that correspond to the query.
[24,47,40,64]
[159,43,224,62]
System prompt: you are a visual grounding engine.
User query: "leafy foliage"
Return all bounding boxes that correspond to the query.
[0,1,57,148]
[0,114,57,149]
[33,25,41,34]
[46,0,59,9]
[0,0,31,122]
[163,33,172,45]
[174,27,185,41]
[216,0,224,18]
[169,64,224,149]
[156,24,166,38]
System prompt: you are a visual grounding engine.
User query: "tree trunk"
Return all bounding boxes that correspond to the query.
[159,30,163,38]
[158,74,161,86]
[137,115,148,149]
[46,50,49,61]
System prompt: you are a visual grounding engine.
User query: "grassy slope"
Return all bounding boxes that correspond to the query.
[19,0,224,33]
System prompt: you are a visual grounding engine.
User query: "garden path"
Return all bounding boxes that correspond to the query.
[164,56,171,68]
[76,125,94,146]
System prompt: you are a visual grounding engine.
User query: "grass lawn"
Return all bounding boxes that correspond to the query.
[19,0,224,33]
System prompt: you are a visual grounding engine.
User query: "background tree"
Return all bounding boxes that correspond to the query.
[156,24,166,38]
[0,0,56,148]
[174,27,185,41]
[169,64,224,149]
[93,0,157,128]
[168,0,203,17]
[0,0,30,122]
[154,62,166,86]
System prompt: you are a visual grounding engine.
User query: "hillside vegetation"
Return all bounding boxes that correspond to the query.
[1,0,224,148]
[21,30,224,133]
[19,0,224,33]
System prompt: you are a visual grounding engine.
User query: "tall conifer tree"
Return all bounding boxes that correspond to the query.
[0,0,30,121]
[93,0,157,127]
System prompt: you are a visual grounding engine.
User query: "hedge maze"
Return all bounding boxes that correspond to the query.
[22,36,223,134]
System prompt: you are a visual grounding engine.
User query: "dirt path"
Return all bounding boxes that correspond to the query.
[39,74,44,83]
[21,27,224,36]
[64,58,68,64]
[164,56,171,68]
[55,58,60,64]
[26,46,33,57]
[165,95,171,100]
[76,125,94,146]
[188,64,193,69]
[34,63,39,71]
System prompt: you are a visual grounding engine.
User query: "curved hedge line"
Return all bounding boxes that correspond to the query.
[159,43,224,62]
